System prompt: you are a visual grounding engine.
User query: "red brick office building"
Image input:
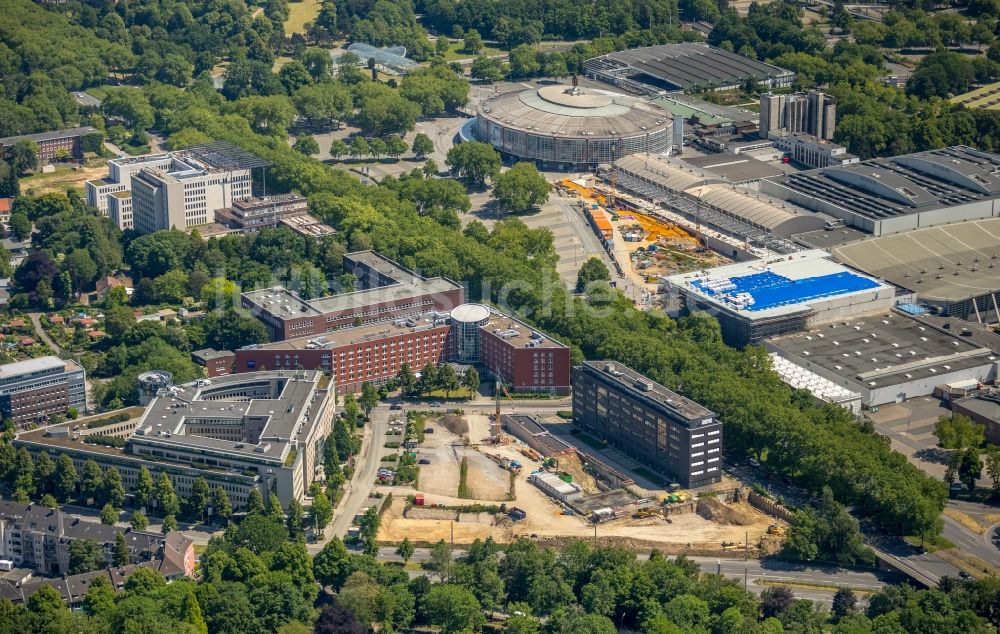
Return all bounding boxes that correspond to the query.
[234,319,452,393]
[0,127,97,163]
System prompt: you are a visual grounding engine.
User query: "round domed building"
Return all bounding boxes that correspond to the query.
[473,84,673,170]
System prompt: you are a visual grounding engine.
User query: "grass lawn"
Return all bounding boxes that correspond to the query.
[20,162,109,196]
[904,533,956,553]
[285,0,321,35]
[441,41,503,61]
[273,56,293,72]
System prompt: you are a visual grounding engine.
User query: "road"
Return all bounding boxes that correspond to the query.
[323,405,390,544]
[942,501,1000,569]
[27,312,60,354]
[374,547,889,605]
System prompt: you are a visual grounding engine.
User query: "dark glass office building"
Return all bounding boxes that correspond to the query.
[572,360,723,488]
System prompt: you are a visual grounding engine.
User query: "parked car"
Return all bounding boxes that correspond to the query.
[959,571,972,579]
[390,404,402,410]
[748,458,761,468]
[418,458,431,465]
[424,427,434,434]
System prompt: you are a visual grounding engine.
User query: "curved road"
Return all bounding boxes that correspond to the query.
[27,312,61,354]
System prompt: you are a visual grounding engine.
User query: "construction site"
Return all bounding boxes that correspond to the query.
[558,177,730,288]
[376,410,786,555]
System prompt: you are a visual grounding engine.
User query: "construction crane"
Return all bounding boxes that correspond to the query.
[492,378,513,442]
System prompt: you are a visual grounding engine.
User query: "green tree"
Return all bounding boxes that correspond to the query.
[279,61,313,94]
[113,531,130,566]
[360,382,379,417]
[935,414,985,450]
[438,364,460,398]
[102,87,154,133]
[130,510,149,531]
[509,45,541,78]
[181,591,209,634]
[350,136,370,159]
[155,472,180,517]
[471,56,506,82]
[369,137,387,160]
[162,514,178,534]
[311,489,333,533]
[412,133,433,159]
[8,212,31,241]
[247,488,266,515]
[491,162,550,212]
[422,584,485,633]
[212,485,233,524]
[463,30,484,54]
[80,458,102,503]
[396,537,414,564]
[463,367,480,397]
[187,476,211,521]
[446,141,501,185]
[292,134,320,156]
[100,503,118,525]
[83,576,116,617]
[959,448,984,492]
[832,587,857,620]
[268,493,285,522]
[69,538,104,574]
[134,465,153,509]
[429,539,453,582]
[385,135,408,159]
[396,363,417,395]
[287,498,304,536]
[101,467,126,508]
[576,257,611,293]
[329,138,349,160]
[34,451,54,495]
[436,36,451,57]
[8,139,39,174]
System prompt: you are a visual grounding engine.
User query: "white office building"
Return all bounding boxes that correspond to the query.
[85,142,265,233]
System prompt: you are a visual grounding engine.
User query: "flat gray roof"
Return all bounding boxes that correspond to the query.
[133,370,327,461]
[0,356,68,379]
[243,251,462,319]
[581,360,714,422]
[192,348,234,361]
[954,393,1000,421]
[765,146,1000,221]
[680,154,783,183]
[243,313,450,351]
[0,126,95,146]
[589,44,793,91]
[767,312,996,389]
[831,218,1000,303]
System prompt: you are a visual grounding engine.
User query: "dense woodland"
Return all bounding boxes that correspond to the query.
[0,0,999,630]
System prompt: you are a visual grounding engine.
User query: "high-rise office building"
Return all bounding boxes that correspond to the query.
[759,91,836,140]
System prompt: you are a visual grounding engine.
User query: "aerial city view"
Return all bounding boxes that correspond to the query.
[4,0,1000,631]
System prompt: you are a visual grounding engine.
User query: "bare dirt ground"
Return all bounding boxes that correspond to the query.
[21,163,108,196]
[380,413,783,552]
[417,415,510,500]
[456,445,511,501]
[415,420,463,498]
